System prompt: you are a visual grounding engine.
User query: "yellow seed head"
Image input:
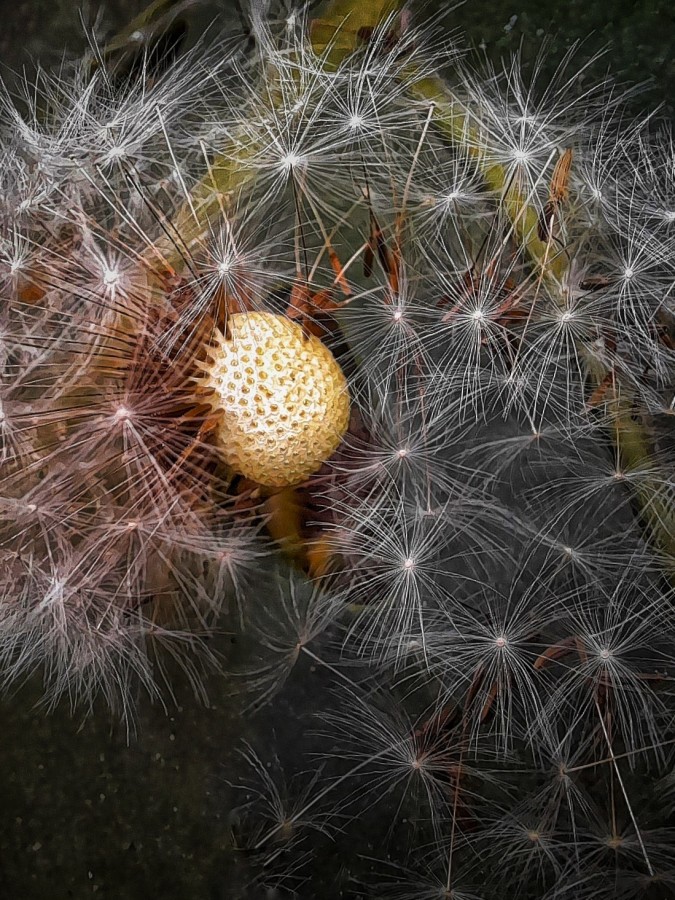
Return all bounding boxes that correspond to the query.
[202,312,350,487]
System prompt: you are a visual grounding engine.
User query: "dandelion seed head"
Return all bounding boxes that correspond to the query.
[42,576,66,606]
[511,148,532,165]
[102,266,121,288]
[112,405,132,423]
[3,0,675,787]
[281,151,304,171]
[104,145,127,163]
[9,256,24,275]
[606,834,625,850]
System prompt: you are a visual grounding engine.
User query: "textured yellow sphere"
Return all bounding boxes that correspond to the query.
[202,312,350,487]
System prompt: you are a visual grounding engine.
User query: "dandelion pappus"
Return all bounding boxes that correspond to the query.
[438,259,529,355]
[537,147,573,243]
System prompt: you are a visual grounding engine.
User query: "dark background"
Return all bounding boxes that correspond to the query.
[1,0,673,115]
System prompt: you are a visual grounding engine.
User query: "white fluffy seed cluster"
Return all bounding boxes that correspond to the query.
[202,312,350,487]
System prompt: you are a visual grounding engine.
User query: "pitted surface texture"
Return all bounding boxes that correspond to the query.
[204,312,350,486]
